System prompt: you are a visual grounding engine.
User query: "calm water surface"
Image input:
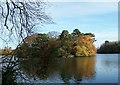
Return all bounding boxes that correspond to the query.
[18,54,118,83]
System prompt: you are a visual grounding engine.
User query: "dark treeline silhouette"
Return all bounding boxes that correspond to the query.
[97,41,120,54]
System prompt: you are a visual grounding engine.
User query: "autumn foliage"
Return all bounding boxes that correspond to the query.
[72,35,96,57]
[15,29,96,58]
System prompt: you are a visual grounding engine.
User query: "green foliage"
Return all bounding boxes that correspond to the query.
[72,29,81,36]
[59,30,70,40]
[15,29,96,58]
[84,33,95,37]
[58,47,66,57]
[97,41,120,54]
[37,33,49,42]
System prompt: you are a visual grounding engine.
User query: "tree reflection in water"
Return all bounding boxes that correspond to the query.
[2,56,19,85]
[19,57,58,80]
[20,56,96,83]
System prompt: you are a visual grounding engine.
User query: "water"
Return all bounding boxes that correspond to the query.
[84,54,118,83]
[17,54,118,83]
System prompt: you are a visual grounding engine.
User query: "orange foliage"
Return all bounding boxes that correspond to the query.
[73,35,96,56]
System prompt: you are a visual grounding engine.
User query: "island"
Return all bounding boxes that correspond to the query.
[15,29,96,58]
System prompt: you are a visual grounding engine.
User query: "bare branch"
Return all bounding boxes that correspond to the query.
[0,0,53,46]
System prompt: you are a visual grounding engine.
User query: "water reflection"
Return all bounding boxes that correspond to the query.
[2,54,118,84]
[19,56,96,83]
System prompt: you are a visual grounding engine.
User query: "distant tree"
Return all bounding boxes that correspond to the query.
[47,31,60,39]
[72,29,81,36]
[84,33,95,37]
[97,41,120,54]
[59,30,70,40]
[105,40,109,44]
[16,29,96,58]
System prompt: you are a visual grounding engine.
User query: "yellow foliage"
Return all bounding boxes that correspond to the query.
[73,46,88,56]
[73,35,96,57]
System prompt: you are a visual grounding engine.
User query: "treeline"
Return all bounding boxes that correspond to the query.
[15,29,96,58]
[97,41,120,54]
[0,47,13,55]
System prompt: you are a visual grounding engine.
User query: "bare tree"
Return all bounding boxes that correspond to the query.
[47,31,60,39]
[0,0,53,84]
[0,0,53,45]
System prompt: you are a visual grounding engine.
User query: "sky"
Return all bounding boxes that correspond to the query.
[0,0,118,49]
[40,1,118,48]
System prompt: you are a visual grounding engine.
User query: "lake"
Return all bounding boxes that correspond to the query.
[15,54,118,84]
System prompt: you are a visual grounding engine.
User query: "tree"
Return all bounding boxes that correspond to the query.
[72,29,81,36]
[16,29,96,58]
[97,41,120,54]
[47,31,60,39]
[84,33,95,37]
[72,35,96,57]
[105,40,109,44]
[0,0,53,44]
[0,1,53,84]
[59,30,69,40]
[73,46,89,57]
